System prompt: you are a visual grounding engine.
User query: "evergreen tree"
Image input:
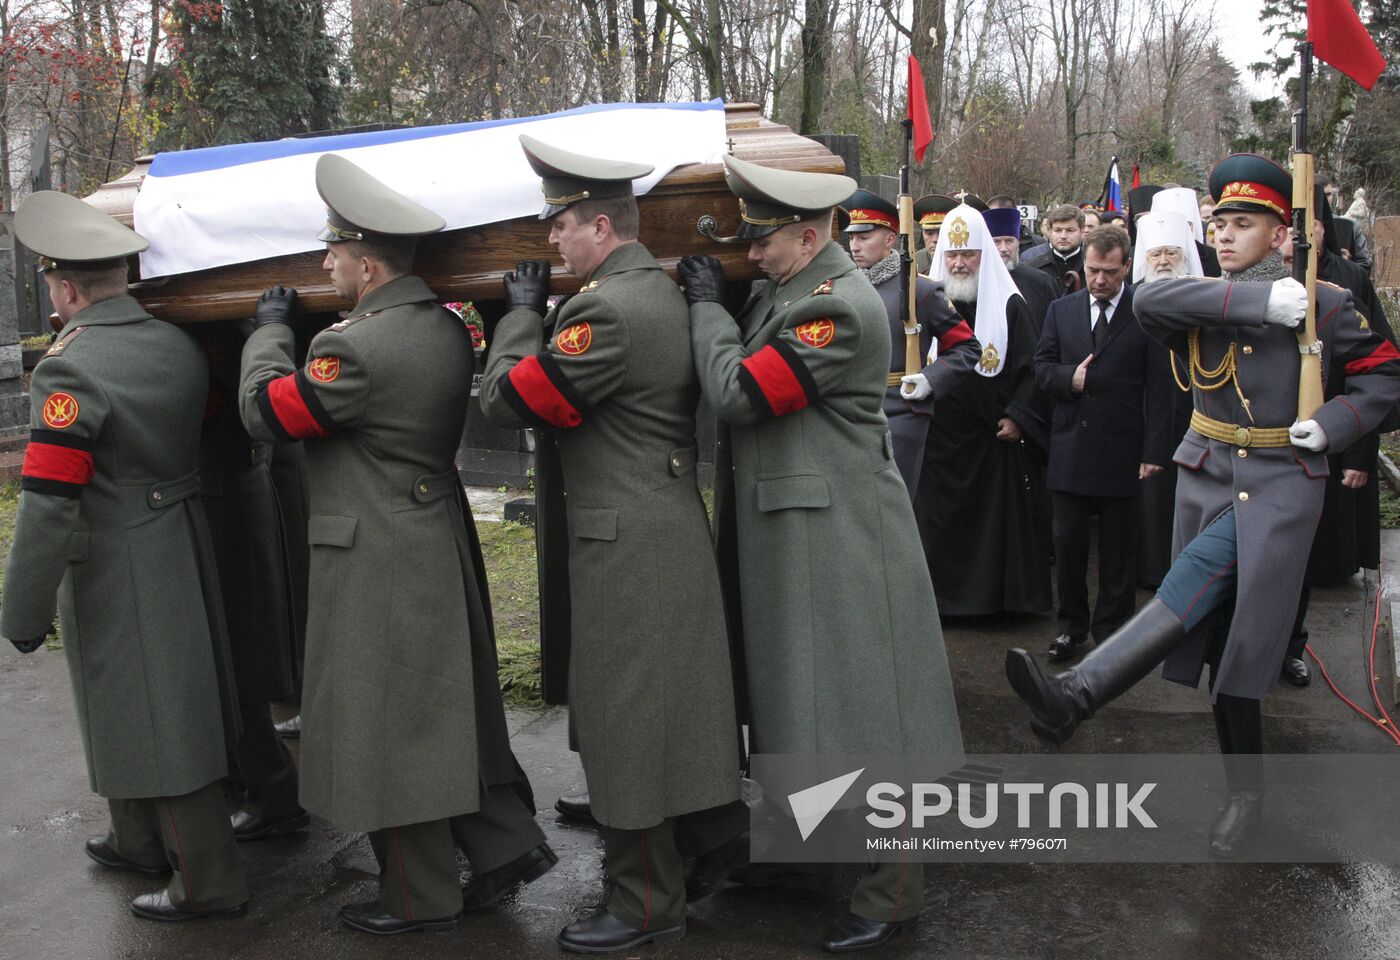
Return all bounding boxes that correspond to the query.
[150,0,342,150]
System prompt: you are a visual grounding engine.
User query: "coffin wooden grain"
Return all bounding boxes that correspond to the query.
[83,103,843,323]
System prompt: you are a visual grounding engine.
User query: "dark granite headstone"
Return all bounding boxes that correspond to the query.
[0,214,31,429]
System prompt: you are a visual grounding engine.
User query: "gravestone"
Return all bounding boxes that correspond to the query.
[0,213,31,429]
[15,125,53,336]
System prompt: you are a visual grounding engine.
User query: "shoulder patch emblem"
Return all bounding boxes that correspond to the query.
[43,392,79,429]
[556,322,593,356]
[308,356,341,383]
[813,279,835,296]
[795,318,835,348]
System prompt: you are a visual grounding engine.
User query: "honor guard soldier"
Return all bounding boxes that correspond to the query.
[2,192,248,921]
[1006,154,1400,856]
[478,135,748,955]
[678,157,965,952]
[840,189,979,498]
[912,194,956,274]
[239,154,553,934]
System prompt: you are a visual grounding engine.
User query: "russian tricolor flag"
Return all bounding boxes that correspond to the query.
[133,100,728,278]
[1103,156,1123,213]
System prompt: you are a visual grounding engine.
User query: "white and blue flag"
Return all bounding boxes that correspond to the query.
[134,100,728,278]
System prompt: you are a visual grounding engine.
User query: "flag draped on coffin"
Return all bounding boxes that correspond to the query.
[133,100,729,278]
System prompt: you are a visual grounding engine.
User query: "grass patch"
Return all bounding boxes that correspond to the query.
[1380,434,1400,530]
[476,520,544,708]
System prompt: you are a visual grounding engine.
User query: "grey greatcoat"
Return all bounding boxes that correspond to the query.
[871,271,980,496]
[1134,276,1400,700]
[239,275,527,832]
[478,242,742,830]
[1,296,236,799]
[690,241,964,757]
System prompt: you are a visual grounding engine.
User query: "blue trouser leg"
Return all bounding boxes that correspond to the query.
[1154,507,1239,634]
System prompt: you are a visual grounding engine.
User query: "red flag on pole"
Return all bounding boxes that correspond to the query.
[908,56,934,163]
[1307,0,1386,90]
[1131,163,1141,189]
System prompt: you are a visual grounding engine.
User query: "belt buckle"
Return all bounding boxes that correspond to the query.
[1233,426,1251,447]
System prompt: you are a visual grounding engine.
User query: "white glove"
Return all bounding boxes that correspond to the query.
[1289,419,1328,452]
[1264,277,1307,328]
[900,373,933,401]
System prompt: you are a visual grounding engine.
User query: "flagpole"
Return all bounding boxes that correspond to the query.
[898,118,921,379]
[1291,40,1323,420]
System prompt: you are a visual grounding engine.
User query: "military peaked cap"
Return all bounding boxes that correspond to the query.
[315,153,446,243]
[17,190,148,271]
[722,154,856,240]
[913,195,957,230]
[519,134,654,220]
[1210,154,1292,222]
[840,189,898,233]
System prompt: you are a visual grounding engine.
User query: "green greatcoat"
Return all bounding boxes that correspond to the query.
[690,241,965,759]
[1,295,236,799]
[478,242,742,830]
[239,275,529,833]
[195,322,303,706]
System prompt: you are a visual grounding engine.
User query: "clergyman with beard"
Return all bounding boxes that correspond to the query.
[840,189,980,499]
[915,204,1051,616]
[1132,209,1205,590]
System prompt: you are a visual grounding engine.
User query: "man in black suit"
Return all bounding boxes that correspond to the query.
[1034,226,1174,662]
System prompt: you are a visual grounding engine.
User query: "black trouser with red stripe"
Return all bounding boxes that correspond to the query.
[599,800,750,930]
[106,780,248,910]
[368,783,545,920]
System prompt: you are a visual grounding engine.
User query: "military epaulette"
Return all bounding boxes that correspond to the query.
[812,279,835,296]
[579,275,615,294]
[44,326,86,357]
[330,309,382,332]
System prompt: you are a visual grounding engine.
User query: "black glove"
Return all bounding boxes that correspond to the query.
[11,631,48,654]
[678,256,726,305]
[504,260,550,316]
[253,286,298,330]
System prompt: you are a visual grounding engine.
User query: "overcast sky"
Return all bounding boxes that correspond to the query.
[1219,0,1291,98]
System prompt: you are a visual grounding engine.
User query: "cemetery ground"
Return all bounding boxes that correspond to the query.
[5,485,1400,958]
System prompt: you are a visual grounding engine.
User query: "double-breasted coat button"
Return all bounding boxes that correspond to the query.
[152,491,162,501]
[1238,491,1249,501]
[1242,345,1253,355]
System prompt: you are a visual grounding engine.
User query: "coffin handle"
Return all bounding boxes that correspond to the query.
[696,214,747,245]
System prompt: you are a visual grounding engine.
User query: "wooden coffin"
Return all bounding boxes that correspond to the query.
[83,103,843,323]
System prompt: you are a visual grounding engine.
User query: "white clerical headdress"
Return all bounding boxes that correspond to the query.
[1152,187,1204,244]
[927,203,1022,377]
[1132,210,1202,284]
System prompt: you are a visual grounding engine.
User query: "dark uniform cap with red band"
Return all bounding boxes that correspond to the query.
[16,190,148,272]
[1209,153,1292,223]
[519,134,655,220]
[840,189,899,234]
[913,195,957,231]
[315,153,446,243]
[722,154,857,240]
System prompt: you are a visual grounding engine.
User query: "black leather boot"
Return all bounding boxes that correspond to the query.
[1005,599,1186,746]
[1209,693,1263,858]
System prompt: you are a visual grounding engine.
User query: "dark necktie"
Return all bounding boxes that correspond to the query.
[1092,299,1111,352]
